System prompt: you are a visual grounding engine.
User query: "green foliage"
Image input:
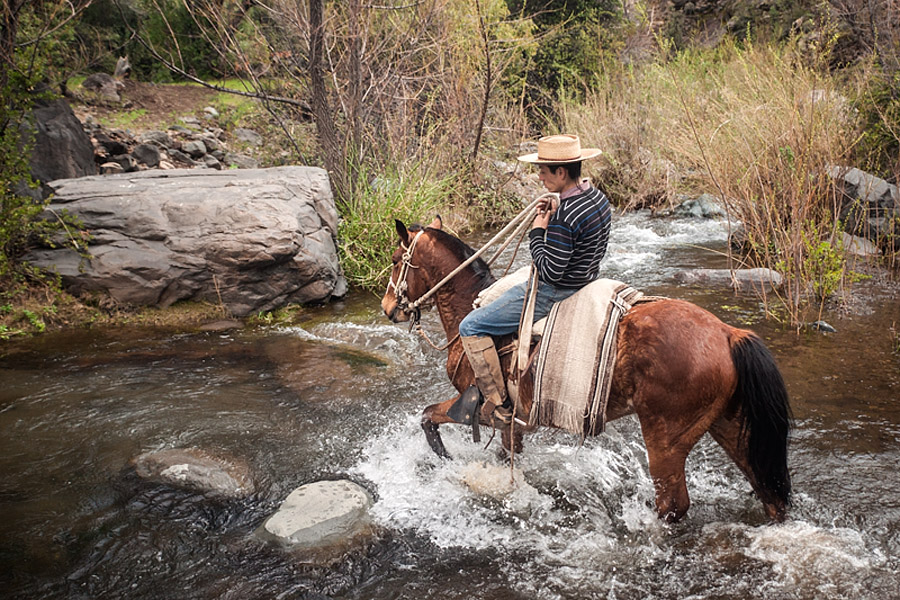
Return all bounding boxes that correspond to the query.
[852,63,900,179]
[1,71,49,278]
[248,304,305,327]
[338,163,455,290]
[505,0,624,109]
[802,234,845,300]
[130,0,221,82]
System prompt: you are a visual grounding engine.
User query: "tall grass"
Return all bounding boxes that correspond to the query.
[563,40,860,324]
[337,161,457,290]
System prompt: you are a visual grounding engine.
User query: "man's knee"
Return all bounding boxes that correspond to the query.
[459,314,478,337]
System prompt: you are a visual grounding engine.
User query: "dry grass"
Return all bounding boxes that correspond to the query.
[562,40,860,324]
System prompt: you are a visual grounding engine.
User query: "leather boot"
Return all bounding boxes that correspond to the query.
[461,335,511,423]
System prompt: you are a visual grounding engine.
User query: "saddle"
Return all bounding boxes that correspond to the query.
[476,268,645,436]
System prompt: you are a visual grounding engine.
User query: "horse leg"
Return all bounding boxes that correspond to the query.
[638,409,716,522]
[644,442,692,523]
[421,396,463,459]
[709,414,787,521]
[500,424,524,456]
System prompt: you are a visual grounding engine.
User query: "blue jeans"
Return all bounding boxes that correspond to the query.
[458,281,578,338]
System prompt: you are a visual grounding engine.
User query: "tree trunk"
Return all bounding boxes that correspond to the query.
[308,0,345,203]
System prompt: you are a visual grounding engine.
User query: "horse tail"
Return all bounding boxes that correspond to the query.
[729,331,793,508]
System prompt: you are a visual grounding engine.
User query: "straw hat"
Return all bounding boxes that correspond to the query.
[517,134,602,164]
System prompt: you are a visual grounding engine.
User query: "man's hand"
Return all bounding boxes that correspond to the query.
[532,196,557,230]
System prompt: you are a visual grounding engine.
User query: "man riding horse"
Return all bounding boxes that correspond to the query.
[459,134,611,425]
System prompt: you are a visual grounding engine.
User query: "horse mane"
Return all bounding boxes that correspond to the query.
[410,224,495,292]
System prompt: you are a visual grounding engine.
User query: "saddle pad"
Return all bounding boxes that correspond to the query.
[530,279,643,436]
[473,265,531,308]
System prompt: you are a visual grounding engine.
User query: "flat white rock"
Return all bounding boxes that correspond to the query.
[259,480,374,550]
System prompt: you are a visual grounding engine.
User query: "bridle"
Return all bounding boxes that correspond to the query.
[386,195,548,349]
[386,230,425,328]
[386,229,462,353]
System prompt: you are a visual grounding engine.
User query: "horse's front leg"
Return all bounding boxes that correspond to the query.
[421,396,461,459]
[499,425,524,457]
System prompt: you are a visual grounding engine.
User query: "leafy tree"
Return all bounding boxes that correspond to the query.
[1,1,88,283]
[505,0,623,112]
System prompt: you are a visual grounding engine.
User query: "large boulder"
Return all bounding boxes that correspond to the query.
[25,167,346,315]
[21,96,96,197]
[830,166,899,248]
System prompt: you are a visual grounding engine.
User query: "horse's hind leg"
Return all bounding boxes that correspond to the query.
[421,396,460,459]
[709,414,787,521]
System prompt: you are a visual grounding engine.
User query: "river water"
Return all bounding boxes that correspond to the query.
[1,212,898,599]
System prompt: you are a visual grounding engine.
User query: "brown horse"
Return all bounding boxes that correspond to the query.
[381,217,792,523]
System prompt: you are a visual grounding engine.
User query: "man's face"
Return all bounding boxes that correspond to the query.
[538,164,567,193]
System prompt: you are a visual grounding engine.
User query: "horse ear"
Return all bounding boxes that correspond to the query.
[428,215,442,230]
[395,219,409,243]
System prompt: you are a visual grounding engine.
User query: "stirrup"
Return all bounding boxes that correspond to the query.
[490,402,513,425]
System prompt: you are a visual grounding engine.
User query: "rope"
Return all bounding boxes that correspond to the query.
[409,194,554,310]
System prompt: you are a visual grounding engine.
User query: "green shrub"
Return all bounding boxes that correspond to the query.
[338,163,455,290]
[851,61,900,179]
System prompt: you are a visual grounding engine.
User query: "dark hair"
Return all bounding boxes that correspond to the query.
[546,161,582,181]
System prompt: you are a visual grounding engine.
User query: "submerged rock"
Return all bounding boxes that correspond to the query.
[257,480,375,561]
[132,448,255,498]
[807,320,837,333]
[674,267,783,292]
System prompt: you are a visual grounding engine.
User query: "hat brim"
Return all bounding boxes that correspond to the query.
[517,147,602,164]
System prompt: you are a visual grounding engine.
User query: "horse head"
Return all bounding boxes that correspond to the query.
[381,216,444,323]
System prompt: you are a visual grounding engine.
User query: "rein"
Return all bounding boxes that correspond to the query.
[407,195,548,312]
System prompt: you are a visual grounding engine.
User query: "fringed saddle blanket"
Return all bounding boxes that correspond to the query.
[474,270,644,436]
[530,279,643,436]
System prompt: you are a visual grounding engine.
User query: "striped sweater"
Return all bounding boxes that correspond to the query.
[528,186,612,289]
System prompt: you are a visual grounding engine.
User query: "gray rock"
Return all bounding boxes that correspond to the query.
[224,152,259,169]
[830,166,898,209]
[132,448,255,498]
[830,166,899,242]
[23,96,97,195]
[82,73,124,102]
[841,232,881,257]
[109,153,139,172]
[202,155,222,170]
[168,124,194,135]
[179,116,202,129]
[132,143,161,168]
[671,193,727,218]
[257,480,375,557]
[94,131,128,156]
[137,130,173,148]
[203,106,219,118]
[233,127,263,146]
[807,320,837,333]
[168,148,196,166]
[26,167,345,316]
[182,140,207,158]
[674,267,783,292]
[198,135,221,153]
